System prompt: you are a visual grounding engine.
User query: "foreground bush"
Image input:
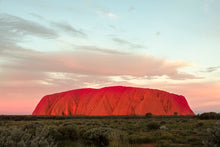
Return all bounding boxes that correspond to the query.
[147,122,160,130]
[129,134,154,144]
[0,123,56,147]
[82,127,125,146]
[49,125,78,141]
[203,122,220,147]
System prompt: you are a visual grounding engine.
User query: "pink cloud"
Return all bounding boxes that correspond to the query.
[1,49,196,80]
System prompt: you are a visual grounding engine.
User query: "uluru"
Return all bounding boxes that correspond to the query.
[32,86,194,116]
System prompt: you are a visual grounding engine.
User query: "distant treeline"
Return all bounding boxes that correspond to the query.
[0,112,219,121]
[0,115,193,121]
[197,112,220,120]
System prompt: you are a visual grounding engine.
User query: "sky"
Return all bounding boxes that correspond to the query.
[0,0,220,115]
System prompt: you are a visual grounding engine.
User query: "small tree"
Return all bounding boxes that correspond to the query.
[174,112,178,116]
[145,113,152,118]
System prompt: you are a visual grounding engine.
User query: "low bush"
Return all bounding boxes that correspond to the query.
[0,121,4,126]
[156,139,173,147]
[145,113,152,118]
[158,132,175,141]
[187,136,202,145]
[0,125,56,147]
[195,122,204,127]
[129,134,154,144]
[82,127,125,146]
[160,121,166,125]
[147,122,160,130]
[22,122,43,135]
[203,122,220,147]
[49,125,78,141]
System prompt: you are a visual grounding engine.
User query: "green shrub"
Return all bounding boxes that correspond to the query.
[156,139,173,147]
[158,132,175,141]
[195,122,204,127]
[49,127,63,141]
[147,122,160,130]
[160,121,166,125]
[0,121,4,126]
[187,136,202,145]
[128,134,154,144]
[22,122,43,136]
[181,119,188,122]
[50,125,78,141]
[82,127,125,146]
[17,140,26,147]
[62,122,75,126]
[203,122,220,146]
[0,125,56,147]
[145,113,152,118]
[78,126,94,138]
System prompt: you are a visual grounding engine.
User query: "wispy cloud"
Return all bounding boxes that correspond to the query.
[51,22,87,38]
[29,13,46,20]
[85,0,118,19]
[28,13,87,38]
[107,13,118,19]
[204,66,220,72]
[0,13,57,40]
[128,6,135,12]
[156,31,160,36]
[0,13,58,55]
[74,45,127,55]
[96,11,118,19]
[112,38,145,49]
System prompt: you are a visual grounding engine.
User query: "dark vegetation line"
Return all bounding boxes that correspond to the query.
[0,112,219,121]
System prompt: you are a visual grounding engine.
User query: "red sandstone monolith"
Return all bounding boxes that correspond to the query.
[32,86,194,116]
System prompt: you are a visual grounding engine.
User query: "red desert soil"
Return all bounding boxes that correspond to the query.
[32,86,194,116]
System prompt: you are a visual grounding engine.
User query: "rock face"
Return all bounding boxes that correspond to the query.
[32,86,195,116]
